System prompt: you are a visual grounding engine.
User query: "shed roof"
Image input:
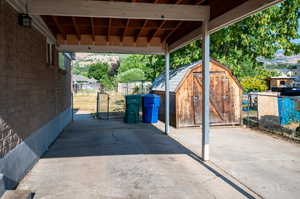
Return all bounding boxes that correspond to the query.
[269,76,296,79]
[152,61,200,92]
[151,59,242,92]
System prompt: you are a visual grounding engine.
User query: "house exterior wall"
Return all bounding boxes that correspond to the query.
[0,1,72,194]
[270,79,294,88]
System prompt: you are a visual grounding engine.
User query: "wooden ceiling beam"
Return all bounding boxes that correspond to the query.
[60,23,177,30]
[29,0,210,21]
[107,18,112,45]
[52,16,66,40]
[196,0,206,5]
[162,0,206,44]
[162,21,183,42]
[72,17,81,41]
[91,17,95,42]
[175,0,184,4]
[147,20,166,43]
[135,0,159,43]
[57,45,165,55]
[121,0,136,44]
[135,20,148,42]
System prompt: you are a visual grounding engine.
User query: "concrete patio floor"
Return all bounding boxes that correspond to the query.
[170,125,300,199]
[17,111,300,199]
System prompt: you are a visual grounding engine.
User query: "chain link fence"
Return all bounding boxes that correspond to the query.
[96,81,152,120]
[243,92,300,141]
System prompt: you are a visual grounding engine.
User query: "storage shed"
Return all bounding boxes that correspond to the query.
[151,60,243,128]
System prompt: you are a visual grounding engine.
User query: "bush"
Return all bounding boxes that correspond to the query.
[241,77,268,93]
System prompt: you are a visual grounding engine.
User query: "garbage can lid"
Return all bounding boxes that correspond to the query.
[144,94,159,98]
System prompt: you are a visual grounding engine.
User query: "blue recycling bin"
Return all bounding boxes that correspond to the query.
[143,94,160,123]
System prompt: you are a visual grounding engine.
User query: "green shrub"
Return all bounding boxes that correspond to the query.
[241,77,268,93]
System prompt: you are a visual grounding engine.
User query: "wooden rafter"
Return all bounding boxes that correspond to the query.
[196,0,206,5]
[121,0,136,44]
[135,20,148,42]
[72,17,80,41]
[52,16,66,40]
[107,18,112,44]
[91,17,95,42]
[162,21,183,43]
[147,21,166,43]
[162,0,205,44]
[121,19,130,43]
[175,0,184,4]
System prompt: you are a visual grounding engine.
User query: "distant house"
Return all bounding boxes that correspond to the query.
[267,76,296,91]
[271,68,297,77]
[73,75,99,92]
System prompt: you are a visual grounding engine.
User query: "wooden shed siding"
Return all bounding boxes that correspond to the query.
[151,91,177,127]
[152,61,242,128]
[176,68,196,127]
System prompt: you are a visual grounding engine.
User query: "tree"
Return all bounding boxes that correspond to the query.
[116,68,145,83]
[210,0,300,71]
[72,62,89,77]
[118,55,165,81]
[87,62,114,89]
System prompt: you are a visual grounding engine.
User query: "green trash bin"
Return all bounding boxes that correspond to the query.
[124,95,142,123]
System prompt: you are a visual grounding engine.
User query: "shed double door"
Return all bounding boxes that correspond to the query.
[192,72,232,125]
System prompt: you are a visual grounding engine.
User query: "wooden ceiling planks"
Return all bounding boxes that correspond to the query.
[40,0,253,49]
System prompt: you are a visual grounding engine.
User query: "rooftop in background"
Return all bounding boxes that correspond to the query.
[73,75,97,83]
[258,52,300,66]
[268,76,296,79]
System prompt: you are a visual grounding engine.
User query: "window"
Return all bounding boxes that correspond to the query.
[280,80,286,86]
[58,53,66,70]
[46,40,55,66]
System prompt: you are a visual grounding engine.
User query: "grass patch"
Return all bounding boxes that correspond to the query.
[73,91,125,114]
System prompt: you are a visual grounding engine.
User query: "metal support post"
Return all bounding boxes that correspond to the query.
[165,51,170,134]
[202,19,210,161]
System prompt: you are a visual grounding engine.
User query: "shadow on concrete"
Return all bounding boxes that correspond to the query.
[96,111,124,120]
[43,113,256,199]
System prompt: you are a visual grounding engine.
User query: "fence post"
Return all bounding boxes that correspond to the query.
[107,94,110,120]
[96,92,99,119]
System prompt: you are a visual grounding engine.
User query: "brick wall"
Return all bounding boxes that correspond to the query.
[0,1,72,157]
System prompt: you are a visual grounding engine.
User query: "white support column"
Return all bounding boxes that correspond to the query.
[202,19,210,161]
[165,51,170,134]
